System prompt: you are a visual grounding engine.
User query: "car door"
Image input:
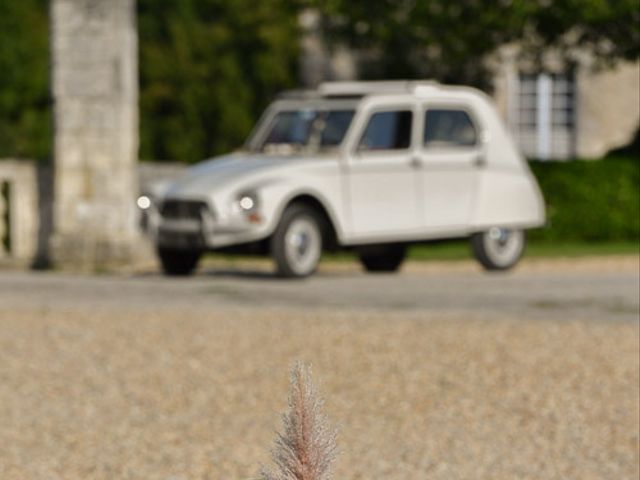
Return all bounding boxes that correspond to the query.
[416,105,484,232]
[345,105,423,239]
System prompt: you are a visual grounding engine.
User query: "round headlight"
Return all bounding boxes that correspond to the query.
[137,195,151,210]
[238,195,255,211]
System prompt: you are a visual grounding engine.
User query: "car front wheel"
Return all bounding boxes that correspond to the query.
[471,228,526,271]
[158,247,201,276]
[271,204,323,278]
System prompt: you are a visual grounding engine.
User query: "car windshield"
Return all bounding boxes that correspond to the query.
[256,109,355,154]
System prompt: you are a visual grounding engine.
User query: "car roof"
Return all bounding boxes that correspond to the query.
[319,80,438,96]
[278,81,487,103]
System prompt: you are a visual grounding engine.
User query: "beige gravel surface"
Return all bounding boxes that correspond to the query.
[0,258,638,479]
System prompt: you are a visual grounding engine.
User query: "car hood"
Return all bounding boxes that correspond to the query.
[164,152,301,197]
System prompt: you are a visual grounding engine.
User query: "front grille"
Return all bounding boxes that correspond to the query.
[160,200,209,220]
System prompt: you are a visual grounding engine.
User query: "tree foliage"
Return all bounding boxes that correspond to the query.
[0,0,300,163]
[0,1,637,163]
[138,0,300,162]
[531,0,640,60]
[314,0,640,88]
[0,0,50,161]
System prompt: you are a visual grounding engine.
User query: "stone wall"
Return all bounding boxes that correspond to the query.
[0,160,185,267]
[575,60,640,158]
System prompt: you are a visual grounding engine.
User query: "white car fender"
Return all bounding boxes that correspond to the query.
[261,184,347,243]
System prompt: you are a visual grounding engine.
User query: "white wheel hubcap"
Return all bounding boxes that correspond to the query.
[483,228,524,267]
[284,217,321,275]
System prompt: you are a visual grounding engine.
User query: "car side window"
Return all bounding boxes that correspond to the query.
[424,109,478,148]
[358,110,413,151]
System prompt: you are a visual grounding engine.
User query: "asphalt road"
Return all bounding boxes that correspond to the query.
[1,258,638,322]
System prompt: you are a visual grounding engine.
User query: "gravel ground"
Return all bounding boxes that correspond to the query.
[0,258,638,479]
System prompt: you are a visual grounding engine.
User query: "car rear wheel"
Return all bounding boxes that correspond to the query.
[271,204,323,278]
[158,247,201,276]
[471,228,525,271]
[359,244,407,273]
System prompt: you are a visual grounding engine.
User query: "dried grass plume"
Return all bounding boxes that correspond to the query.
[261,362,338,480]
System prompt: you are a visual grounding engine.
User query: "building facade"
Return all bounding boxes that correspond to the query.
[492,47,640,160]
[299,14,640,161]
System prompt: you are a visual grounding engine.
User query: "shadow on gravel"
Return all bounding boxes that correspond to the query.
[199,268,359,281]
[201,269,281,280]
[132,269,307,281]
[134,268,359,281]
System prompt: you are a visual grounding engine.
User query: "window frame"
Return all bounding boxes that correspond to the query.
[420,104,482,152]
[510,70,577,160]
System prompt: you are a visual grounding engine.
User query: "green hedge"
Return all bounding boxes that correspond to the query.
[528,156,639,243]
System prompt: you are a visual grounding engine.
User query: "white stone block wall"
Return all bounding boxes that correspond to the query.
[575,60,640,158]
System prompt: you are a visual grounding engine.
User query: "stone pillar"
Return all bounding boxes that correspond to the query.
[299,9,357,88]
[50,0,141,269]
[299,9,328,88]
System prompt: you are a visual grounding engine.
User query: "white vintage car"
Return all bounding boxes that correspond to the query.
[146,81,545,277]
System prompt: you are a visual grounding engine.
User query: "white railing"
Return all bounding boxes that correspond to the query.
[0,160,39,262]
[0,181,6,258]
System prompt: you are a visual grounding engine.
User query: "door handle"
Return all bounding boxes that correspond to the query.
[474,154,487,168]
[410,156,422,169]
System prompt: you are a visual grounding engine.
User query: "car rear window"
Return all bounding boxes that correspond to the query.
[424,109,478,147]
